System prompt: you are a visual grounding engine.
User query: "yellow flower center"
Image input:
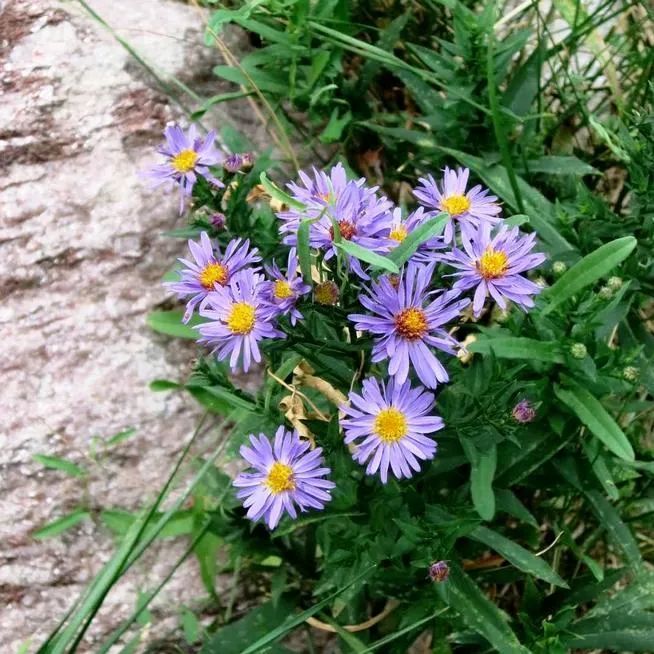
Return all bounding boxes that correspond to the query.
[227,302,256,334]
[374,407,408,443]
[319,192,333,204]
[273,280,293,299]
[199,262,229,289]
[440,194,471,216]
[265,461,295,494]
[394,307,428,340]
[171,149,198,173]
[477,248,509,280]
[389,225,408,243]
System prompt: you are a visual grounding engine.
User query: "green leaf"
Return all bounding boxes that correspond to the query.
[470,526,568,588]
[33,454,86,478]
[463,442,497,521]
[201,600,295,654]
[105,428,137,448]
[386,213,448,267]
[521,155,600,176]
[585,490,642,569]
[469,337,564,363]
[319,108,352,143]
[542,236,637,315]
[554,383,634,461]
[565,611,654,651]
[238,566,375,654]
[297,218,314,284]
[187,384,257,414]
[438,563,530,654]
[149,379,181,392]
[495,489,538,527]
[504,214,529,227]
[34,510,90,539]
[147,310,203,339]
[334,240,400,274]
[260,172,306,210]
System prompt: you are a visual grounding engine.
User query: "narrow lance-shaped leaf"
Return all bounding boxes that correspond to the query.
[147,310,204,340]
[33,454,87,478]
[554,383,635,461]
[542,236,637,315]
[33,510,90,540]
[259,171,306,210]
[438,563,531,654]
[334,240,400,274]
[386,212,448,267]
[470,526,568,588]
[469,337,564,363]
[297,218,314,285]
[463,441,497,521]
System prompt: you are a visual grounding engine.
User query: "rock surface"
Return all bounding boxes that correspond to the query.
[0,1,263,650]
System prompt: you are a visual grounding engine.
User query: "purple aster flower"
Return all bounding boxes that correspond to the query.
[443,224,546,317]
[166,232,261,323]
[277,163,393,279]
[340,377,443,483]
[233,427,335,530]
[348,262,470,389]
[262,248,311,325]
[144,124,224,212]
[413,167,501,243]
[383,207,446,261]
[196,270,283,372]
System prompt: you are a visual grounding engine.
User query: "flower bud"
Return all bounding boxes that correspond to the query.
[598,286,613,300]
[552,261,567,276]
[314,281,339,306]
[512,400,536,423]
[211,212,226,230]
[534,276,547,288]
[623,366,639,382]
[608,276,623,291]
[241,152,254,169]
[223,153,243,173]
[429,561,449,582]
[570,343,587,359]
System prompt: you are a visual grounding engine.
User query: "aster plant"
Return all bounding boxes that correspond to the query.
[135,121,648,654]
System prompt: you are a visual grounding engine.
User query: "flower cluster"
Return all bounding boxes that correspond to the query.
[152,124,547,530]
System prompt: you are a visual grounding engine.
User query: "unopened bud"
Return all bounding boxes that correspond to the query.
[570,343,587,359]
[429,561,449,582]
[608,276,623,291]
[211,212,226,230]
[241,152,254,169]
[314,281,339,306]
[623,366,639,382]
[598,286,613,300]
[512,400,536,423]
[552,261,567,276]
[223,153,243,173]
[534,276,547,288]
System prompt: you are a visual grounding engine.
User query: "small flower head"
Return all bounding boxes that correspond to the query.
[570,342,587,359]
[223,153,243,173]
[413,167,501,243]
[233,427,335,529]
[429,561,450,582]
[241,152,254,169]
[262,248,311,325]
[608,276,623,291]
[349,262,470,389]
[512,400,536,423]
[552,261,567,276]
[211,212,226,230]
[143,124,224,212]
[341,377,443,483]
[315,281,340,306]
[598,285,614,300]
[166,233,261,323]
[443,224,546,317]
[623,366,639,382]
[197,271,284,372]
[276,164,393,278]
